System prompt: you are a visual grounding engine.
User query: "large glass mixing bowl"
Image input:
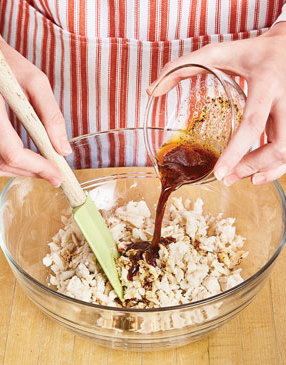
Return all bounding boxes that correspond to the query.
[0,128,285,351]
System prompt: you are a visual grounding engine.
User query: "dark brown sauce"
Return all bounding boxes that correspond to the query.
[126,141,218,280]
[127,241,150,281]
[127,237,176,281]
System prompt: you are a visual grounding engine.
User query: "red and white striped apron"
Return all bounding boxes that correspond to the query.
[0,0,285,168]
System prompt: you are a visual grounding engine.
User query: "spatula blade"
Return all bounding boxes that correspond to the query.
[73,194,124,302]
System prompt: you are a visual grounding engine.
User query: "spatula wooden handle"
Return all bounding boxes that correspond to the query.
[0,50,86,208]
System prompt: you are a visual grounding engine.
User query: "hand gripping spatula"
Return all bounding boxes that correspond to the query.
[0,50,124,301]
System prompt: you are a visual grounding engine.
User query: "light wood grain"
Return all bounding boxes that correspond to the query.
[73,337,108,365]
[0,176,286,365]
[177,338,209,365]
[143,348,177,365]
[239,284,279,365]
[208,318,243,365]
[0,238,15,365]
[109,349,143,365]
[4,284,44,365]
[270,254,286,365]
[36,317,75,365]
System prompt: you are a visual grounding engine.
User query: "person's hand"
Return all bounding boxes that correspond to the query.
[147,22,286,186]
[0,37,71,186]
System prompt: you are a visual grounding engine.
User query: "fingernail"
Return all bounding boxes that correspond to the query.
[61,140,72,155]
[52,179,61,188]
[252,174,265,185]
[146,86,153,96]
[214,166,228,181]
[223,175,238,187]
[147,80,157,96]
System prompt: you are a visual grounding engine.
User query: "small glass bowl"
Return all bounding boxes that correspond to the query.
[0,128,285,351]
[144,64,246,184]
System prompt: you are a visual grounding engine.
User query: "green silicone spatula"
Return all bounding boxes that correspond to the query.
[0,50,124,301]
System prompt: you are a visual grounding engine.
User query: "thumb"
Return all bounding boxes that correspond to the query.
[147,62,207,97]
[147,41,244,97]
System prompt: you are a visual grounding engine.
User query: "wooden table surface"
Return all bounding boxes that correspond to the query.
[0,176,286,365]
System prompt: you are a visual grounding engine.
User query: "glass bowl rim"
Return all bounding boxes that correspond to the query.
[0,128,285,313]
